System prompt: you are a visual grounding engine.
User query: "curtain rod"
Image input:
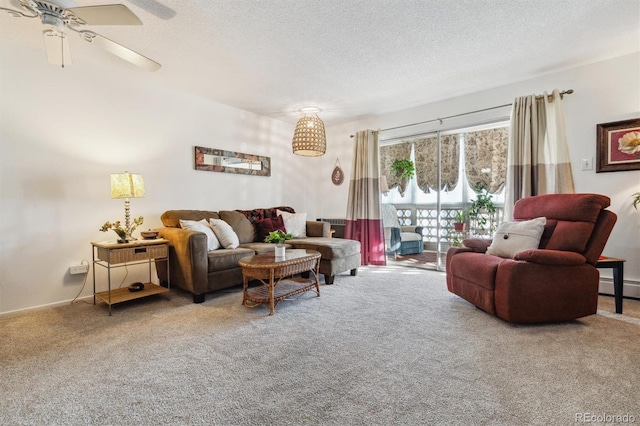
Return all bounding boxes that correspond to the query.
[350,89,573,138]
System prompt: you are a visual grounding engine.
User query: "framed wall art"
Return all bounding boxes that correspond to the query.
[331,159,344,185]
[194,146,271,177]
[596,118,640,172]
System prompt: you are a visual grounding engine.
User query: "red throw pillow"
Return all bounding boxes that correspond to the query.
[255,215,286,241]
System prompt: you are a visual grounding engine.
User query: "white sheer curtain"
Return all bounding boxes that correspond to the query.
[504,89,575,219]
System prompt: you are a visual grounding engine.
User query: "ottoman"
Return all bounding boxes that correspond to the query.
[287,237,361,284]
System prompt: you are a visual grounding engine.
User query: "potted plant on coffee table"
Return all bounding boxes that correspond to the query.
[264,230,293,257]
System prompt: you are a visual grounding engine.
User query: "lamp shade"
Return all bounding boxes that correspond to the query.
[292,115,326,157]
[110,173,145,199]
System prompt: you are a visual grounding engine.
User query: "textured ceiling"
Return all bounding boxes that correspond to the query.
[1,0,639,125]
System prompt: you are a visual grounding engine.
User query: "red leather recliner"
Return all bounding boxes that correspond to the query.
[446,194,617,323]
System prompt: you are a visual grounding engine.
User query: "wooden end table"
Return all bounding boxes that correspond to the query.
[91,239,170,315]
[239,249,321,315]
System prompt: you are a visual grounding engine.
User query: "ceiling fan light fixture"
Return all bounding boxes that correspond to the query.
[292,107,326,157]
[41,13,64,29]
[2,0,161,71]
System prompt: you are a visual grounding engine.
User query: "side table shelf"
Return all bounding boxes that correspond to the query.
[91,239,170,315]
[94,283,168,305]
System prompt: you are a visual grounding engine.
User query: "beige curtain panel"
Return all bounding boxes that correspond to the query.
[505,89,575,220]
[345,130,386,265]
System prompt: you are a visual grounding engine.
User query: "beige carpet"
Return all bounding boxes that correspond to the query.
[1,266,639,425]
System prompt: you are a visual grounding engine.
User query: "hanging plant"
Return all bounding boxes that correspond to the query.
[391,159,415,180]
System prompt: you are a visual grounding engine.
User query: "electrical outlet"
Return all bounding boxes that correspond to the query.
[69,264,89,275]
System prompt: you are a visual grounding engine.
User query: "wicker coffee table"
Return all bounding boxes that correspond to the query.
[239,249,321,315]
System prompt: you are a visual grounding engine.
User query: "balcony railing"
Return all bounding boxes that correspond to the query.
[392,204,504,247]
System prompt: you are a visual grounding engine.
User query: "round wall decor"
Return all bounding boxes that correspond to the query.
[331,159,344,186]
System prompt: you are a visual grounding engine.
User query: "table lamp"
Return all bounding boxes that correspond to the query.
[110,172,145,234]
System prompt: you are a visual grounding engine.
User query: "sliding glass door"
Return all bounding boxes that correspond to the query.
[380,121,508,271]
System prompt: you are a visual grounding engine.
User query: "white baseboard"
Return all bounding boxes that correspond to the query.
[599,278,640,299]
[0,295,93,318]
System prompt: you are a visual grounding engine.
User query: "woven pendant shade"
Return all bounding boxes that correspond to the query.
[292,115,326,157]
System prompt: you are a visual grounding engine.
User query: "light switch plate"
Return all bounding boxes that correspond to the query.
[581,158,593,171]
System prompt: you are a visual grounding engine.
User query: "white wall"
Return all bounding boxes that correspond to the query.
[319,53,640,294]
[0,41,318,314]
[2,41,638,314]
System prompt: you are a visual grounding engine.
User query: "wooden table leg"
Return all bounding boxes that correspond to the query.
[269,269,275,315]
[242,275,248,306]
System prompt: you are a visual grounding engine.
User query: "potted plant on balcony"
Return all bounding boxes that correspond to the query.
[264,230,293,257]
[391,159,415,180]
[468,184,496,236]
[453,209,469,232]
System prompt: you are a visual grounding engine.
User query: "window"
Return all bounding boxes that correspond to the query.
[380,121,508,243]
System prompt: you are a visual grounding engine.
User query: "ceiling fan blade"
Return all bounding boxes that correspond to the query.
[79,31,160,71]
[43,29,72,67]
[128,0,176,20]
[66,4,142,25]
[0,2,38,18]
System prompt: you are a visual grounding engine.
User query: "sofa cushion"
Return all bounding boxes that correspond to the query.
[209,218,240,249]
[179,219,221,251]
[486,217,546,258]
[286,237,360,260]
[219,210,256,243]
[255,216,286,241]
[239,242,292,254]
[207,248,254,273]
[161,210,220,228]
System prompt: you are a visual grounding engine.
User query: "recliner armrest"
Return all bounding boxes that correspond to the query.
[401,226,423,235]
[462,238,492,253]
[514,249,587,266]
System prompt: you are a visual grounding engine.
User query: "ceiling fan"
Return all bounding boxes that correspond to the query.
[0,0,161,71]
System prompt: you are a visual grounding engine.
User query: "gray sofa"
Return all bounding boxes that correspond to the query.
[156,207,361,303]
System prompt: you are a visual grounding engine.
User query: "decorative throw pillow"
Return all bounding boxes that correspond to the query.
[255,216,287,241]
[179,219,220,251]
[277,209,307,238]
[209,218,240,249]
[486,216,546,258]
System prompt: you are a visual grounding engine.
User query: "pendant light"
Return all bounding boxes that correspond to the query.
[292,106,326,157]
